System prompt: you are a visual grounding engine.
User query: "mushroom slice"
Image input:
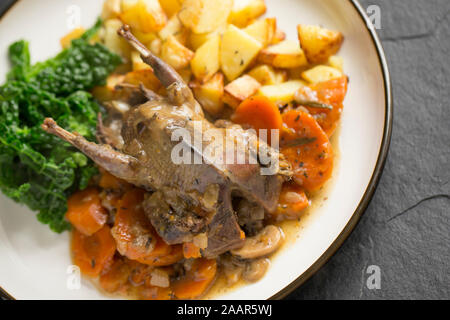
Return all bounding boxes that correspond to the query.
[243,258,270,283]
[230,225,284,259]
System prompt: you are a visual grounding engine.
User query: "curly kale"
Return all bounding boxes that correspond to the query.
[0,19,122,232]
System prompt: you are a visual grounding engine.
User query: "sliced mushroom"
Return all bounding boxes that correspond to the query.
[230,225,284,259]
[243,258,270,283]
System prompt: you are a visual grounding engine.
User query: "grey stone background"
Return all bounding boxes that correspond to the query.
[288,0,450,300]
[0,0,448,301]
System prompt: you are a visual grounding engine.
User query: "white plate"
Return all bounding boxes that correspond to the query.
[0,0,392,300]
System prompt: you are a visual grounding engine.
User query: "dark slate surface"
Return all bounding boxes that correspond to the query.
[288,0,450,300]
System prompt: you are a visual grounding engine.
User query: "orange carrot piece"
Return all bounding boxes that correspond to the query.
[183,242,202,259]
[281,110,333,192]
[111,189,158,260]
[66,187,108,236]
[296,76,348,137]
[172,259,217,300]
[137,243,183,267]
[276,183,309,219]
[72,226,116,277]
[99,258,131,293]
[231,96,283,144]
[60,27,85,49]
[111,188,183,266]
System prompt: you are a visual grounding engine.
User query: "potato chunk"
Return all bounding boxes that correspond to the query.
[220,25,263,81]
[189,24,226,50]
[297,24,343,63]
[191,73,225,116]
[191,35,221,82]
[228,0,267,28]
[328,55,344,71]
[159,14,189,45]
[120,0,167,33]
[247,64,287,85]
[223,75,261,109]
[258,40,308,69]
[301,65,343,83]
[101,0,122,20]
[178,0,233,34]
[161,35,195,70]
[243,18,276,47]
[103,19,132,60]
[131,51,151,71]
[160,0,184,17]
[257,80,306,103]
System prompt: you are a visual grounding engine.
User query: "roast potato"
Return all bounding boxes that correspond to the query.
[161,35,195,70]
[301,65,343,83]
[120,0,168,33]
[297,24,343,63]
[243,17,276,47]
[178,0,233,34]
[190,35,221,82]
[257,80,306,103]
[191,73,225,116]
[247,64,287,85]
[223,75,261,109]
[220,25,263,81]
[228,0,267,28]
[258,40,308,69]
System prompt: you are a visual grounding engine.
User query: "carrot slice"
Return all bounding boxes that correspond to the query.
[276,183,309,219]
[183,242,202,259]
[231,96,283,144]
[137,243,183,267]
[72,225,116,277]
[99,257,131,293]
[172,259,217,300]
[295,76,347,137]
[111,189,158,260]
[66,187,107,236]
[111,188,183,266]
[281,110,333,192]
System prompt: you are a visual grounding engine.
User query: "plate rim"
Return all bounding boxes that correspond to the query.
[0,0,393,300]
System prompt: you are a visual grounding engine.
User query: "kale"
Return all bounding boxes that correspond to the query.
[0,19,122,232]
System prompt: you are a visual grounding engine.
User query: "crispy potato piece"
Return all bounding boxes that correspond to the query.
[160,0,184,17]
[60,28,85,49]
[301,65,343,84]
[178,67,192,83]
[131,51,151,71]
[271,29,286,44]
[247,64,287,85]
[103,19,132,61]
[243,17,276,47]
[258,40,308,69]
[178,0,233,34]
[120,0,167,33]
[102,0,122,19]
[161,35,195,70]
[91,73,126,102]
[328,55,344,71]
[190,35,220,82]
[124,69,162,91]
[257,80,306,103]
[220,25,263,81]
[191,73,225,116]
[189,24,226,50]
[132,30,159,46]
[228,0,267,28]
[159,14,189,45]
[297,24,343,63]
[223,75,261,109]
